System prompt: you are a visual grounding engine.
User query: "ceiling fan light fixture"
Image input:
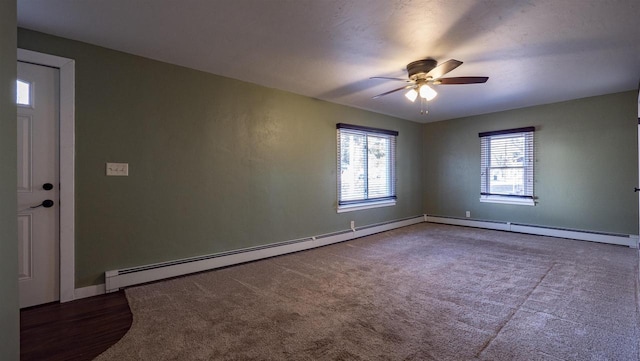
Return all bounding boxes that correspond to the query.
[405,88,418,102]
[370,58,487,115]
[419,84,437,101]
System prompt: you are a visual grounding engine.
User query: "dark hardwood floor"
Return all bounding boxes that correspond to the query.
[20,291,132,361]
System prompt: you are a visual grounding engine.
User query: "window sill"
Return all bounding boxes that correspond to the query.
[337,200,396,213]
[480,195,535,206]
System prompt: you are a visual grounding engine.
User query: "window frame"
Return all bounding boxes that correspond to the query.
[479,127,535,206]
[336,123,398,213]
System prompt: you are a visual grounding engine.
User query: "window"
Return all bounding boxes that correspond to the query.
[480,127,534,206]
[337,123,397,212]
[16,79,32,106]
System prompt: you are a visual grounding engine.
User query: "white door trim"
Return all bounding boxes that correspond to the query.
[18,48,75,303]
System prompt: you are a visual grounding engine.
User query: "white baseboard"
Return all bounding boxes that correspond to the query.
[425,215,639,248]
[73,283,106,300]
[426,216,510,232]
[510,224,637,247]
[630,235,639,249]
[105,216,425,292]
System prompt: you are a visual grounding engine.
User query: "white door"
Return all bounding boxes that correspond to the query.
[17,61,60,308]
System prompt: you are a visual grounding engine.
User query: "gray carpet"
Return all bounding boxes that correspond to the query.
[94,223,639,361]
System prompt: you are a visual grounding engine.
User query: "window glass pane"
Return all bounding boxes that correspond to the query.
[17,79,31,106]
[340,131,366,201]
[489,168,524,195]
[367,135,391,198]
[337,125,397,207]
[480,128,534,200]
[488,134,526,195]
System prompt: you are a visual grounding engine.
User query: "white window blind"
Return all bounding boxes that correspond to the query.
[337,123,397,208]
[480,127,534,202]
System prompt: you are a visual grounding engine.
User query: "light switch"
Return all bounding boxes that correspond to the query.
[106,162,129,176]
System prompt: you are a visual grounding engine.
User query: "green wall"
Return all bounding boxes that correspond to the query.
[1,2,19,360]
[18,29,424,288]
[16,26,638,292]
[423,91,638,235]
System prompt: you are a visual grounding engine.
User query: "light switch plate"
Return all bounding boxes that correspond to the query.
[106,162,129,176]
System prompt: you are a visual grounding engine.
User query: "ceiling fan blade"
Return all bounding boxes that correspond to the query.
[436,76,489,84]
[372,85,414,99]
[426,59,463,79]
[370,77,411,82]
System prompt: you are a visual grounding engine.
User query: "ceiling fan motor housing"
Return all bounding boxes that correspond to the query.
[407,59,437,81]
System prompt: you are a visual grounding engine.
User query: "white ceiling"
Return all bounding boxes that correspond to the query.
[17,0,640,123]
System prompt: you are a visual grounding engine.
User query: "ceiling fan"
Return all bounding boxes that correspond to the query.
[371,58,488,113]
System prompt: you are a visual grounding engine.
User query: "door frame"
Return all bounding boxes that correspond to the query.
[18,48,75,303]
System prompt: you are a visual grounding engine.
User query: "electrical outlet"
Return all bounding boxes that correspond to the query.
[106,162,129,176]
[465,211,471,218]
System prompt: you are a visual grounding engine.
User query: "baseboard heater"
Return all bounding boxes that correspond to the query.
[425,215,639,248]
[105,214,637,293]
[105,215,424,292]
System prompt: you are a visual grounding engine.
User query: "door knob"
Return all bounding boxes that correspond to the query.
[42,183,54,190]
[31,200,54,209]
[635,187,640,192]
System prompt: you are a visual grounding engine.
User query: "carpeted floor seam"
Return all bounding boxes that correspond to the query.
[475,262,556,358]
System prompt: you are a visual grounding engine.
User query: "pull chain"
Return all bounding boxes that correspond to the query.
[420,97,429,115]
